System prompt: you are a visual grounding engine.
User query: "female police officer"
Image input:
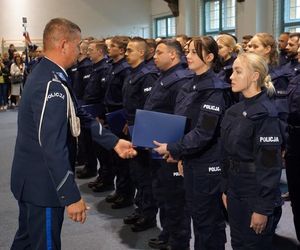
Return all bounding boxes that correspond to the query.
[221,53,285,249]
[154,36,232,250]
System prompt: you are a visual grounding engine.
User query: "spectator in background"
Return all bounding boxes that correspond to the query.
[0,56,9,110]
[10,54,25,106]
[8,44,17,61]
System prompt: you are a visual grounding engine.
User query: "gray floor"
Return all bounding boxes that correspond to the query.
[0,109,299,250]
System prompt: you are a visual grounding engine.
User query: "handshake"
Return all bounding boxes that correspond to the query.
[114,139,137,159]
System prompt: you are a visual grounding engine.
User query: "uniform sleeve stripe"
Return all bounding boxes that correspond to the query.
[56,170,74,191]
[98,122,103,135]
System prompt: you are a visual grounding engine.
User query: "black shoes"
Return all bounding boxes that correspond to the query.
[148,238,168,249]
[111,196,133,209]
[123,212,140,225]
[76,167,97,179]
[88,176,102,188]
[131,217,156,232]
[105,192,120,203]
[92,182,114,192]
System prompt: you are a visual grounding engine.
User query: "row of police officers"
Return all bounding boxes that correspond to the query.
[11,19,300,250]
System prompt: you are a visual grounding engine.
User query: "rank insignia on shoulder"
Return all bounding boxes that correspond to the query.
[55,72,68,82]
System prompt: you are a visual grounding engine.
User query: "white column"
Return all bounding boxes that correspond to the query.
[176,0,197,36]
[236,0,274,42]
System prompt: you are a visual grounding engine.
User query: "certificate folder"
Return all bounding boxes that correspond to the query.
[105,109,127,135]
[132,109,186,148]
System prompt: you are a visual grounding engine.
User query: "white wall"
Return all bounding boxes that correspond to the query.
[0,0,152,42]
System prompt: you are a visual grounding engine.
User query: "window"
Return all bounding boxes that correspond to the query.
[155,16,176,38]
[283,0,300,32]
[203,0,236,36]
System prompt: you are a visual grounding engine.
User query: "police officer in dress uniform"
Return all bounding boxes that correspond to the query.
[144,39,194,250]
[221,53,285,250]
[154,36,231,250]
[10,18,136,250]
[122,37,159,232]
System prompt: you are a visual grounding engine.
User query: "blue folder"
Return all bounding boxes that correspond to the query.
[105,109,128,135]
[132,109,186,148]
[81,103,105,118]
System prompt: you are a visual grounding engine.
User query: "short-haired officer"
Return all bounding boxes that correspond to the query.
[122,37,159,232]
[10,18,136,250]
[144,39,193,250]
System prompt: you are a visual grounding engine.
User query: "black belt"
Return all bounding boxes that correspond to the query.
[228,160,256,173]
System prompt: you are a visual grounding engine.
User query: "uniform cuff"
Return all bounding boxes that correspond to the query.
[56,173,81,206]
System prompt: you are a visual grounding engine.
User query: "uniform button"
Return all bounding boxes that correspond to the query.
[160,82,164,86]
[193,85,196,90]
[242,111,247,117]
[61,195,65,200]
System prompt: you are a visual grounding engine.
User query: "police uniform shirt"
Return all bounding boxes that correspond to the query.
[11,57,119,208]
[216,56,235,85]
[83,57,111,105]
[122,61,159,125]
[104,58,131,108]
[220,91,284,215]
[144,63,194,114]
[279,50,290,66]
[167,69,231,162]
[68,57,92,100]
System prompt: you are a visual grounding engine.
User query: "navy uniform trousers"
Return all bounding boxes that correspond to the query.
[11,201,64,250]
[151,159,191,250]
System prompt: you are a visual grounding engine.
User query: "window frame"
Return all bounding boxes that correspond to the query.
[282,0,300,32]
[202,0,236,36]
[155,15,176,38]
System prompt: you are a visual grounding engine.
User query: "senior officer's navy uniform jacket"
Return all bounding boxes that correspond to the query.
[221,91,284,249]
[11,57,119,208]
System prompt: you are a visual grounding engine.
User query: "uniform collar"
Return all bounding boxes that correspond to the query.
[44,56,68,77]
[161,63,183,76]
[131,61,145,73]
[43,57,70,85]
